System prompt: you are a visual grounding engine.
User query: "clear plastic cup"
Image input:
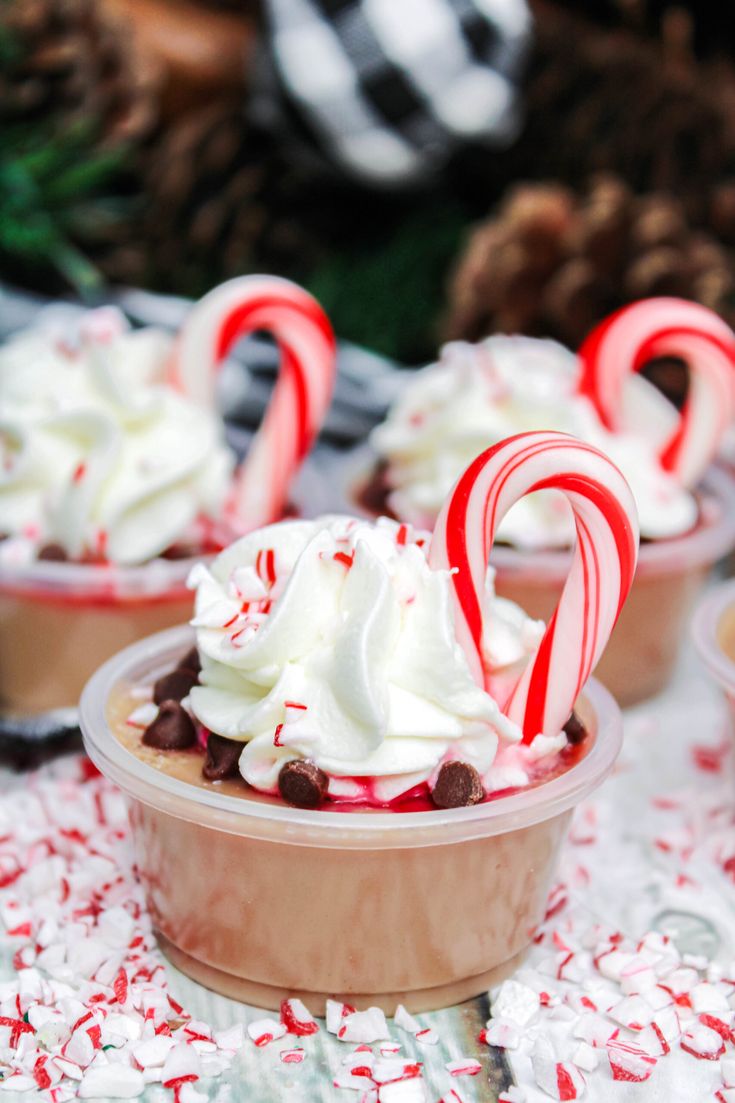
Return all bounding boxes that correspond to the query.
[692,580,735,729]
[80,624,623,1013]
[343,451,735,708]
[0,437,330,718]
[0,558,197,715]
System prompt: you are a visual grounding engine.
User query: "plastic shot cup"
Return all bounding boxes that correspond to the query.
[692,579,735,731]
[80,625,623,1013]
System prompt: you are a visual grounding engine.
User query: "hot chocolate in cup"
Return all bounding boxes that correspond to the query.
[348,458,735,708]
[80,625,623,1014]
[0,442,332,717]
[692,579,735,730]
[0,277,337,717]
[0,557,197,715]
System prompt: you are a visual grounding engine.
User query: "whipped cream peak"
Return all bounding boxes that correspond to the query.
[0,307,236,565]
[371,335,699,545]
[187,515,546,802]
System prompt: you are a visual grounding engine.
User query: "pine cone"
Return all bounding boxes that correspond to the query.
[444,177,735,350]
[530,0,735,61]
[495,6,735,218]
[0,0,158,143]
[0,0,159,293]
[100,107,327,295]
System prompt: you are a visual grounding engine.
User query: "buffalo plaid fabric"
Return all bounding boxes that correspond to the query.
[254,0,531,185]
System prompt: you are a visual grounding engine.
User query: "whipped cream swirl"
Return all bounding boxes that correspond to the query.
[371,336,698,546]
[0,308,235,565]
[188,516,545,803]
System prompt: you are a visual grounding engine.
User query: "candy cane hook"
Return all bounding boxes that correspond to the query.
[430,431,639,742]
[578,298,735,488]
[171,276,336,531]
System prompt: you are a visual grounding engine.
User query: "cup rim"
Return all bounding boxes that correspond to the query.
[691,580,735,694]
[80,625,623,849]
[343,445,735,581]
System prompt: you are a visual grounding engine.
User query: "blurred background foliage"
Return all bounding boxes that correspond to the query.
[3,0,735,362]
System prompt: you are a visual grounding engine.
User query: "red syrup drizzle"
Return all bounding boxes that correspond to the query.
[191,728,590,812]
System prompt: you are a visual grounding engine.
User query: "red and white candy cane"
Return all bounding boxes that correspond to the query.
[171,276,336,530]
[429,432,639,742]
[578,297,735,488]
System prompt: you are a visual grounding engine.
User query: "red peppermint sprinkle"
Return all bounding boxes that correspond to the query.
[280,999,319,1036]
[280,1049,305,1064]
[6,922,31,937]
[113,968,128,1005]
[32,1057,51,1091]
[0,1016,35,1048]
[557,1064,579,1100]
[699,1014,735,1044]
[692,742,730,774]
[163,1074,199,1090]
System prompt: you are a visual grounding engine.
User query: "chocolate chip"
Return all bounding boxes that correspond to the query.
[563,711,587,745]
[37,543,68,562]
[177,646,201,677]
[161,544,201,560]
[142,701,196,750]
[153,669,198,705]
[431,761,484,809]
[278,760,329,808]
[202,734,242,781]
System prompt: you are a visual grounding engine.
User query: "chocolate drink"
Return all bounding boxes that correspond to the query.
[0,583,195,715]
[100,675,612,1013]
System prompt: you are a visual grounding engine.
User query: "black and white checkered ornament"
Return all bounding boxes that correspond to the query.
[254,0,531,186]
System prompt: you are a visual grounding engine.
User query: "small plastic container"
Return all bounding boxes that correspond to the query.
[80,625,623,1013]
[0,558,197,716]
[344,451,735,707]
[692,580,735,727]
[0,441,330,717]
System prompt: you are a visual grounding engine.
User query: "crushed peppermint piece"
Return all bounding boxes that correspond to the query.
[77,1065,145,1098]
[375,1078,426,1102]
[372,1057,422,1084]
[280,998,319,1036]
[392,1006,438,1046]
[607,1038,657,1082]
[280,1048,306,1064]
[498,1090,527,1103]
[326,1000,356,1035]
[379,1043,402,1056]
[0,760,248,1103]
[492,981,541,1027]
[246,1019,287,1047]
[445,1058,481,1077]
[532,1045,586,1100]
[571,1043,598,1073]
[680,1022,726,1060]
[482,1020,521,1050]
[722,1055,735,1086]
[337,1008,390,1044]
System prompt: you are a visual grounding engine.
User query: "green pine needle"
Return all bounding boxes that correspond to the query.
[305,200,468,364]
